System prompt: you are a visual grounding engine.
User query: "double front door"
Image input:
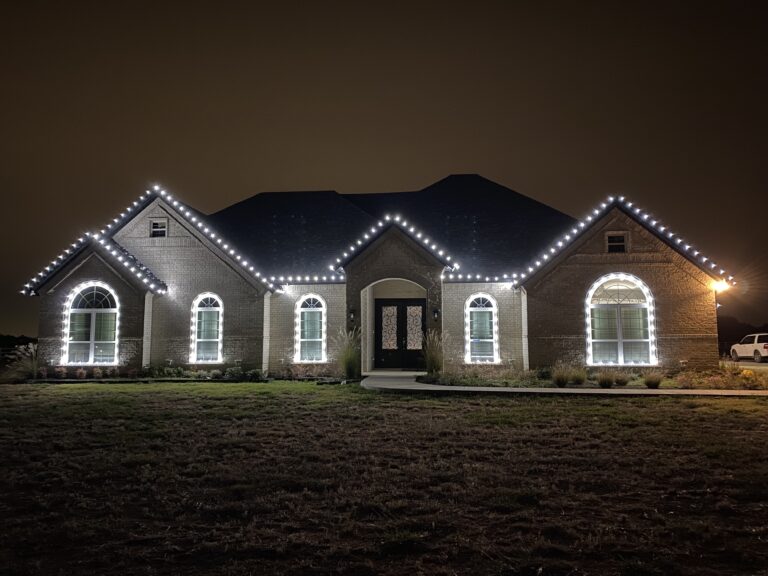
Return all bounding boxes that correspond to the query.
[374,298,426,370]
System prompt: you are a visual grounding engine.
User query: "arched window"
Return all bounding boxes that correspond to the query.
[465,294,499,364]
[586,273,657,365]
[295,294,326,363]
[63,281,119,365]
[190,293,223,363]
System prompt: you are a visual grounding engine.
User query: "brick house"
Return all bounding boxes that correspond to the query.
[22,175,731,374]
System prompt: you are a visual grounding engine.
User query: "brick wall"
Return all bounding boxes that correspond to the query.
[442,282,525,370]
[37,251,146,368]
[266,283,346,376]
[114,200,265,369]
[526,207,719,369]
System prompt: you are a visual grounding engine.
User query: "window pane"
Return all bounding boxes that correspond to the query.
[69,313,91,342]
[95,313,116,341]
[406,306,423,350]
[197,311,219,340]
[621,307,648,340]
[758,335,768,344]
[470,310,493,340]
[301,310,322,340]
[382,306,397,350]
[300,341,322,361]
[591,307,617,340]
[593,342,619,363]
[196,341,219,362]
[94,343,115,363]
[623,342,650,363]
[68,343,90,363]
[470,340,494,361]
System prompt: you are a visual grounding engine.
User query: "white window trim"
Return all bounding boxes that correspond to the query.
[61,280,120,366]
[294,293,327,363]
[149,218,168,238]
[190,292,224,364]
[585,272,658,366]
[464,293,500,364]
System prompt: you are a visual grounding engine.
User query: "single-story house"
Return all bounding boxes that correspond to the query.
[22,175,732,373]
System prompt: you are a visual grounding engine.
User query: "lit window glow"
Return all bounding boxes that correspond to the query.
[294,294,327,363]
[464,293,500,364]
[190,293,223,363]
[61,281,119,365]
[585,273,658,366]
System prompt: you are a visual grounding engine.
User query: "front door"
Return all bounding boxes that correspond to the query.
[374,299,426,369]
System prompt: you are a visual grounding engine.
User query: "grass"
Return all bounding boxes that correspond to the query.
[1,381,768,575]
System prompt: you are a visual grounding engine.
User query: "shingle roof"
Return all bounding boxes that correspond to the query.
[207,174,576,280]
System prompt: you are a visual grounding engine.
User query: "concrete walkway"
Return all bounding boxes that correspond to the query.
[360,375,768,397]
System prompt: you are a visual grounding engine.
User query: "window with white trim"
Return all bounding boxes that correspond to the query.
[150,218,168,238]
[64,282,119,364]
[295,294,326,363]
[465,294,499,363]
[191,293,223,363]
[586,274,657,365]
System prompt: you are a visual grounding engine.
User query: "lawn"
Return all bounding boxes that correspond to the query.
[1,382,767,576]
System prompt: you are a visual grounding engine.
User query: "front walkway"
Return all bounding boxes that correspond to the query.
[360,375,768,396]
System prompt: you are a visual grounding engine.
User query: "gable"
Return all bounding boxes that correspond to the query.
[343,226,450,275]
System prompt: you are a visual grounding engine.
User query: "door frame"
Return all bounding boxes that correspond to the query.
[373,298,426,370]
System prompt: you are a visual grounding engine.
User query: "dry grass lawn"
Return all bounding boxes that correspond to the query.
[1,382,767,576]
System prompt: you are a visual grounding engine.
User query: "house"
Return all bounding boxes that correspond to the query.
[22,175,732,374]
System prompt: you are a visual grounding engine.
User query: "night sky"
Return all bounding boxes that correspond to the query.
[2,1,766,336]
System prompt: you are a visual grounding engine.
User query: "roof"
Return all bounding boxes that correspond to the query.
[207,174,576,280]
[21,176,736,295]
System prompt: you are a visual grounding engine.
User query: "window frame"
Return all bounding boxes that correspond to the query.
[294,294,327,363]
[190,292,224,364]
[464,293,500,364]
[585,273,657,366]
[149,218,168,238]
[605,231,629,253]
[62,281,120,365]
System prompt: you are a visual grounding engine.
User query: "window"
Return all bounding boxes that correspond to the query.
[150,218,168,238]
[295,294,326,363]
[606,232,627,253]
[190,293,223,363]
[757,335,768,344]
[586,273,657,365]
[740,335,756,345]
[63,282,119,365]
[464,294,499,363]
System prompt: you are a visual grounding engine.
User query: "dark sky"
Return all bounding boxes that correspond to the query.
[2,1,766,336]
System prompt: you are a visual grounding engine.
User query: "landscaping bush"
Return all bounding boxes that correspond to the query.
[332,326,361,380]
[92,367,103,379]
[245,369,261,382]
[570,367,587,386]
[422,329,445,376]
[224,367,244,381]
[210,369,223,380]
[613,371,630,387]
[2,343,38,382]
[37,367,48,379]
[54,366,67,379]
[596,371,614,388]
[643,370,663,389]
[75,368,87,380]
[552,364,570,388]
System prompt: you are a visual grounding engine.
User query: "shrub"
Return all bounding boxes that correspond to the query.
[225,367,244,381]
[423,329,445,376]
[614,371,630,386]
[3,343,38,382]
[37,367,48,379]
[54,366,67,379]
[75,368,87,380]
[570,367,587,386]
[92,367,103,379]
[332,326,361,380]
[126,368,138,379]
[210,369,223,380]
[596,371,614,388]
[643,370,663,389]
[552,364,570,388]
[245,369,261,382]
